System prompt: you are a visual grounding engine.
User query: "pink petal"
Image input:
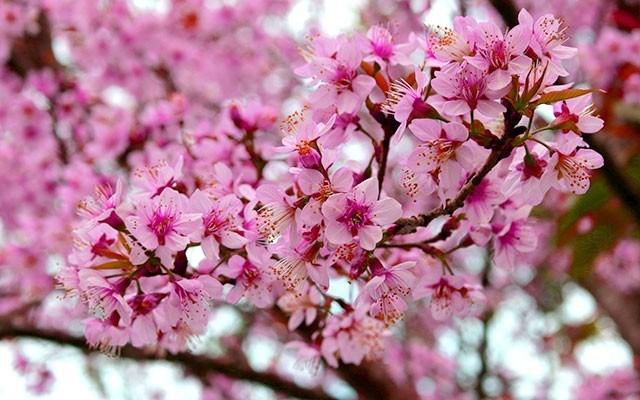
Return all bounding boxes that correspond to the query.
[358,225,382,250]
[371,198,403,225]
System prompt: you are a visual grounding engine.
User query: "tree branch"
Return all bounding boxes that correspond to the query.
[0,322,339,400]
[390,102,523,236]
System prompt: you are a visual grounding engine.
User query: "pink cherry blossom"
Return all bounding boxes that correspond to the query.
[517,9,578,77]
[501,144,557,206]
[126,188,201,266]
[429,16,477,64]
[278,114,336,168]
[132,157,184,198]
[189,190,247,261]
[361,260,415,325]
[413,269,484,320]
[492,208,538,269]
[277,285,323,330]
[167,275,223,333]
[219,245,275,308]
[321,308,387,367]
[431,64,507,119]
[363,24,411,67]
[76,180,123,229]
[465,21,532,91]
[322,178,402,250]
[300,39,376,114]
[255,184,296,243]
[382,67,434,142]
[298,167,354,225]
[551,94,604,134]
[406,119,475,174]
[552,134,604,194]
[84,317,130,356]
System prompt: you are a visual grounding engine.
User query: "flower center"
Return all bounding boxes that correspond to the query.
[148,211,176,245]
[338,198,372,233]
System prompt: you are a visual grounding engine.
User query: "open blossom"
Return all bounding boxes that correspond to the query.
[3,1,614,382]
[361,260,415,325]
[218,245,274,308]
[285,341,323,374]
[431,64,507,119]
[271,248,330,293]
[466,21,532,91]
[551,94,604,134]
[126,188,201,266]
[278,113,336,168]
[382,67,435,142]
[413,269,484,320]
[463,176,505,224]
[501,144,557,206]
[79,269,133,325]
[167,275,223,333]
[76,180,123,229]
[127,292,173,347]
[406,119,476,175]
[429,16,477,63]
[132,157,184,198]
[189,190,247,261]
[255,184,296,243]
[492,208,538,269]
[363,24,411,67]
[84,318,130,355]
[277,285,323,330]
[298,167,353,225]
[552,134,604,194]
[197,162,237,199]
[68,223,130,269]
[322,178,402,251]
[517,9,577,77]
[321,308,387,367]
[300,39,376,114]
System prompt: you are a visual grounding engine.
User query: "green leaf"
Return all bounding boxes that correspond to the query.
[533,88,603,107]
[91,260,131,270]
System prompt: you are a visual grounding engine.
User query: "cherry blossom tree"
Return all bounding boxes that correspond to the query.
[0,0,639,398]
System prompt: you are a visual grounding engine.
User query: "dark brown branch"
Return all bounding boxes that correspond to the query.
[339,362,420,400]
[7,13,61,77]
[377,130,392,193]
[487,0,519,28]
[0,322,339,400]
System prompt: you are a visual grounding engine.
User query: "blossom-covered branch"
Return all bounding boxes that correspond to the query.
[3,0,633,397]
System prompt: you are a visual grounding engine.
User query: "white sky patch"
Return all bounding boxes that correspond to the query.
[103,86,137,110]
[128,0,169,14]
[560,283,597,325]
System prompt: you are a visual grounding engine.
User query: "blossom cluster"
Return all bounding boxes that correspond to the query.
[582,27,640,105]
[52,7,608,372]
